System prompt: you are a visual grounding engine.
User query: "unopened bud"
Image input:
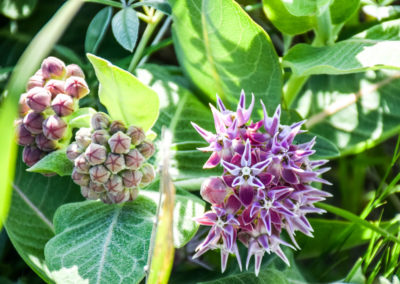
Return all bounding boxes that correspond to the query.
[41,56,66,79]
[109,120,127,135]
[74,154,90,173]
[35,134,58,152]
[105,174,124,194]
[130,188,139,201]
[89,165,111,184]
[137,140,155,159]
[72,169,90,186]
[44,80,65,98]
[121,170,142,188]
[124,149,144,170]
[104,153,125,174]
[89,181,106,193]
[91,130,110,146]
[85,143,107,165]
[26,87,52,112]
[66,64,85,78]
[19,93,30,117]
[108,131,131,154]
[43,115,67,140]
[22,146,44,167]
[91,112,110,130]
[100,193,113,204]
[51,94,75,117]
[75,127,92,148]
[140,164,155,186]
[23,112,44,134]
[66,142,82,161]
[126,126,145,145]
[16,123,35,146]
[109,190,130,203]
[81,186,99,200]
[65,76,89,99]
[26,74,45,91]
[201,177,228,205]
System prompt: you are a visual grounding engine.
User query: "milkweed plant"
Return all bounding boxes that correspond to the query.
[1,0,400,283]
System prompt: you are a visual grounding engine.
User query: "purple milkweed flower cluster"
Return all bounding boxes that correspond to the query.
[16,56,89,167]
[191,91,332,275]
[67,112,156,204]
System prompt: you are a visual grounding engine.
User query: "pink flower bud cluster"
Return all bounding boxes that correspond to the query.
[67,112,156,204]
[191,91,332,275]
[16,57,90,167]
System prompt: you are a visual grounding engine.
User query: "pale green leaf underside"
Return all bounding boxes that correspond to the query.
[87,54,159,132]
[169,0,282,114]
[111,7,139,52]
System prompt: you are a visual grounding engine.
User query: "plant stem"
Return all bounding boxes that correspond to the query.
[128,11,164,73]
[283,75,308,108]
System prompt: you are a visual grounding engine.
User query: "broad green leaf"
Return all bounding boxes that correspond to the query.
[281,0,331,17]
[295,132,340,159]
[85,7,113,54]
[294,71,400,155]
[67,107,97,129]
[44,189,204,284]
[27,149,73,176]
[0,0,37,19]
[111,7,139,52]
[330,0,359,24]
[283,20,400,76]
[0,0,82,230]
[87,54,159,132]
[5,153,83,283]
[132,0,171,15]
[169,0,282,114]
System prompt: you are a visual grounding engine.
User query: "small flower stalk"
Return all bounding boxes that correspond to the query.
[16,56,89,167]
[192,91,332,275]
[68,112,156,204]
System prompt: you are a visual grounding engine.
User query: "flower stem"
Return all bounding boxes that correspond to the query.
[283,75,308,108]
[128,11,164,73]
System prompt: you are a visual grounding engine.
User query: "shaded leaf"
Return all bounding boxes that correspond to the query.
[111,7,139,52]
[132,0,171,15]
[87,54,159,132]
[295,132,340,160]
[85,7,113,54]
[27,149,73,176]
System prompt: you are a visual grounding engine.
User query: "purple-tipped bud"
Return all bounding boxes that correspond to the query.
[121,170,142,188]
[81,186,100,200]
[44,80,65,98]
[26,74,45,91]
[126,126,145,145]
[35,134,58,152]
[105,174,124,194]
[130,188,139,201]
[108,131,131,154]
[74,154,90,173]
[71,169,90,186]
[100,193,113,204]
[104,153,125,174]
[89,165,111,184]
[201,177,228,205]
[109,120,127,135]
[65,76,89,99]
[91,112,110,130]
[26,87,52,112]
[137,140,155,159]
[43,115,67,140]
[41,56,66,79]
[75,128,92,149]
[66,142,82,161]
[19,93,30,117]
[23,112,44,134]
[22,146,44,167]
[51,94,75,117]
[66,64,85,78]
[85,143,107,165]
[124,149,145,170]
[140,164,155,186]
[109,190,130,203]
[89,181,106,193]
[92,130,110,146]
[16,123,35,146]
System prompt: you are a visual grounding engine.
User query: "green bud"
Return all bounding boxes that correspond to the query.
[140,164,155,186]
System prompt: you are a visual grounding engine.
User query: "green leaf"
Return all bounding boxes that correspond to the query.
[294,71,400,155]
[280,0,331,17]
[283,20,400,76]
[87,54,159,132]
[44,189,204,284]
[169,0,282,114]
[85,6,113,54]
[132,0,171,15]
[0,0,37,19]
[67,107,97,129]
[330,0,359,24]
[111,7,139,52]
[295,132,340,160]
[4,153,83,283]
[27,149,73,176]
